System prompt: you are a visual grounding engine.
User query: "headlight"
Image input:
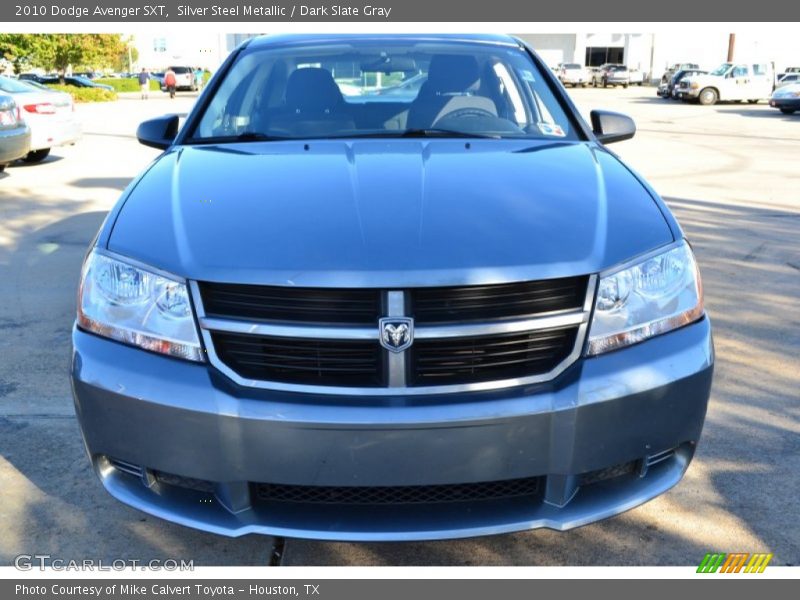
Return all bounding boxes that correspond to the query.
[587,241,704,355]
[77,250,204,362]
[690,82,700,89]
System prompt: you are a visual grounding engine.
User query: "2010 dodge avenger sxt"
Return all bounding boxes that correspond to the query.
[71,34,714,541]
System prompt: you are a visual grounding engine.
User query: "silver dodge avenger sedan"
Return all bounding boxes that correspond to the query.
[71,34,713,540]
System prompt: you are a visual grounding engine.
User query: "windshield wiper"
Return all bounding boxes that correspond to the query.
[398,128,501,139]
[185,132,288,145]
[325,128,503,140]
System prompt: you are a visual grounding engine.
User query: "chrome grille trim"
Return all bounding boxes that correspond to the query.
[199,309,587,340]
[386,291,407,388]
[190,275,597,396]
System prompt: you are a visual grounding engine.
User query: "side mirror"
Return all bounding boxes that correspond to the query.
[590,109,636,145]
[136,115,180,150]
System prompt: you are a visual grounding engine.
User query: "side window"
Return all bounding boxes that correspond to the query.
[732,65,748,77]
[752,64,767,76]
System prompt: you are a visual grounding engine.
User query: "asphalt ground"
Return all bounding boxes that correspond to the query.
[0,85,797,566]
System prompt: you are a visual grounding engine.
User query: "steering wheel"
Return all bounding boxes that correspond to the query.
[436,107,497,122]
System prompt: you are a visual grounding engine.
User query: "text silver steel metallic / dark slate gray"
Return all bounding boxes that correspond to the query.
[71,33,714,541]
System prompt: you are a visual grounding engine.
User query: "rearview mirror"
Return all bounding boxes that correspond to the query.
[590,110,636,144]
[137,115,180,150]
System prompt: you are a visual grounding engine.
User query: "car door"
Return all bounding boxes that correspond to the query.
[728,64,750,100]
[750,64,773,98]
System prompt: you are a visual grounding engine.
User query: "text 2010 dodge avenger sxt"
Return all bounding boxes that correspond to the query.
[71,34,713,541]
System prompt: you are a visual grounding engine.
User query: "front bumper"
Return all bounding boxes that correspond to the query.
[769,97,800,110]
[71,318,714,541]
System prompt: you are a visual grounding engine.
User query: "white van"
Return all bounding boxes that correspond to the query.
[679,62,774,105]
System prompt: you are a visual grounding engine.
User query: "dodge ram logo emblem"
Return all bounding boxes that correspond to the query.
[379,317,414,353]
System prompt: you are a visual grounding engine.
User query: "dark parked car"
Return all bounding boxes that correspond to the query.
[72,34,713,541]
[769,82,800,114]
[658,69,708,99]
[39,75,114,91]
[0,94,31,171]
[660,63,701,83]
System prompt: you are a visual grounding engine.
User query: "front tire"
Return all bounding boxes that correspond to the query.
[23,148,51,163]
[747,99,759,104]
[698,87,718,105]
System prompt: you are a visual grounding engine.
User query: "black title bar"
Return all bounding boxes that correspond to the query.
[3,0,800,22]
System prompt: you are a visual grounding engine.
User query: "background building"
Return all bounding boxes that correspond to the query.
[133,32,800,81]
[517,33,800,81]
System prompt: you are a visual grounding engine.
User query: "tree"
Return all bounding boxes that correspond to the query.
[112,37,138,73]
[0,34,45,74]
[0,34,126,80]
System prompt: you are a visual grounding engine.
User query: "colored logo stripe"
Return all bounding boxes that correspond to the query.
[697,553,726,573]
[697,553,773,573]
[720,553,749,573]
[744,553,773,573]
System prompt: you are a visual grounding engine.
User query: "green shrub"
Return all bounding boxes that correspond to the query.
[46,84,117,103]
[95,77,161,92]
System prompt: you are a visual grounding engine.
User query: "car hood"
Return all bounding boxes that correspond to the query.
[684,74,725,85]
[107,139,673,287]
[773,83,800,96]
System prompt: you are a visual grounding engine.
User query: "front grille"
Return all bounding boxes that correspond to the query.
[199,276,592,393]
[199,282,381,325]
[410,326,579,385]
[252,476,542,505]
[212,332,384,387]
[410,276,587,323]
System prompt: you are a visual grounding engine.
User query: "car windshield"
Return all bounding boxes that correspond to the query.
[710,63,733,76]
[190,39,580,141]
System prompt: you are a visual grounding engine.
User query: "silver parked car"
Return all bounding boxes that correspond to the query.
[600,65,644,88]
[0,94,31,171]
[0,76,81,163]
[558,63,590,87]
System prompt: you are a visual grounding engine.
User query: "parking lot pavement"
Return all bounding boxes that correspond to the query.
[1,87,798,566]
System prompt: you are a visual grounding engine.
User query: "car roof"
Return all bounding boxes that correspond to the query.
[244,33,521,50]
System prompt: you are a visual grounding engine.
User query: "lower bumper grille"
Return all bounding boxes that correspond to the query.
[253,477,543,505]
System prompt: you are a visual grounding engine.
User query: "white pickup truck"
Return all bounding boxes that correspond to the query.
[679,62,775,105]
